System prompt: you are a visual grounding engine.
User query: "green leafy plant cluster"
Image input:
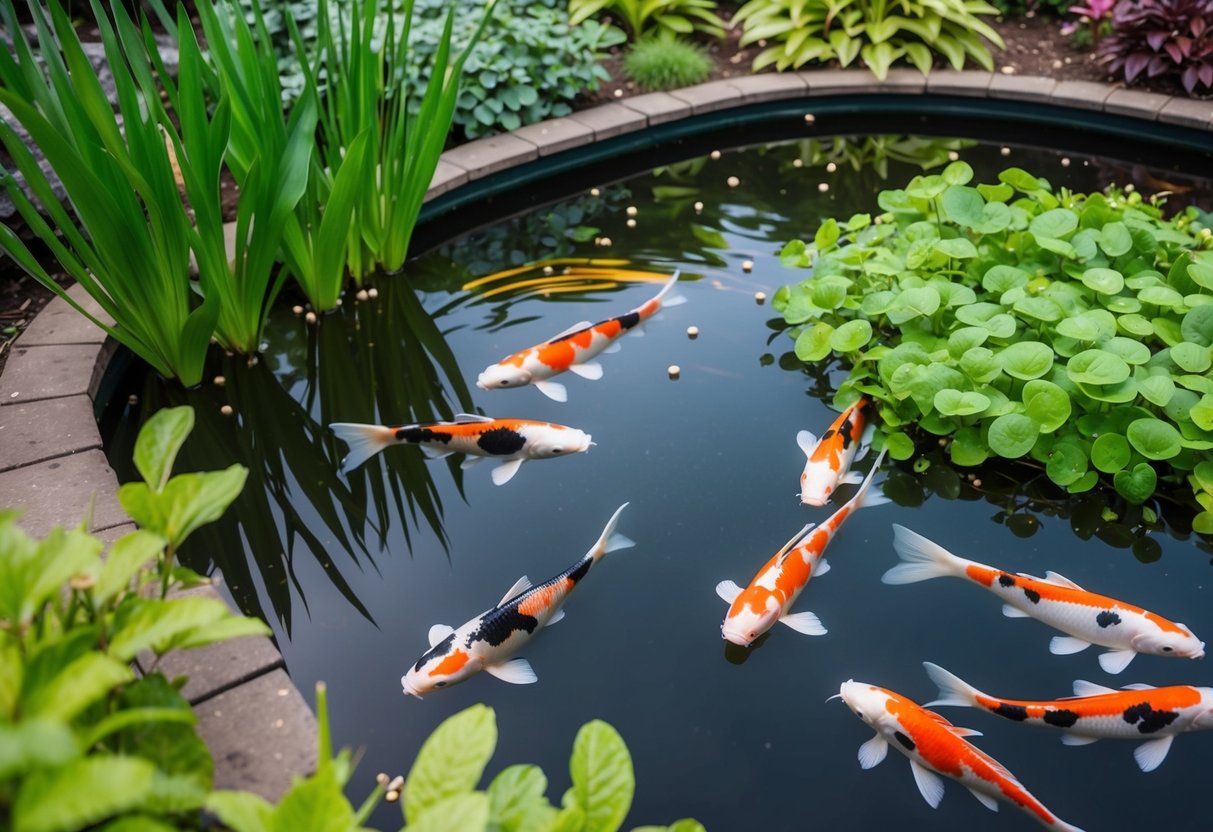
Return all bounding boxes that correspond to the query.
[570,0,726,41]
[775,161,1213,529]
[211,701,704,832]
[731,0,1005,78]
[623,34,713,92]
[0,407,267,831]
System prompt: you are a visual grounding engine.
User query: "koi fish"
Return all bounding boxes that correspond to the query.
[924,662,1213,772]
[797,397,873,506]
[834,679,1086,830]
[883,526,1205,674]
[330,413,592,485]
[401,503,634,696]
[476,271,687,402]
[716,450,888,646]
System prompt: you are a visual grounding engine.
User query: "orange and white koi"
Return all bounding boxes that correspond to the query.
[330,413,592,485]
[401,503,634,696]
[716,450,888,646]
[924,662,1213,772]
[476,271,687,402]
[798,397,874,506]
[834,679,1086,831]
[883,526,1205,674]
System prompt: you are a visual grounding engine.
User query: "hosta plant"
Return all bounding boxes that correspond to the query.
[570,0,727,41]
[775,161,1213,530]
[732,0,1005,79]
[1098,0,1213,95]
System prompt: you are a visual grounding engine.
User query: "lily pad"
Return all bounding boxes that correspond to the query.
[988,413,1040,459]
[1126,418,1182,460]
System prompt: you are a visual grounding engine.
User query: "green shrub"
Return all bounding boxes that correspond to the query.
[732,0,1005,78]
[569,0,727,41]
[623,35,713,91]
[775,161,1213,527]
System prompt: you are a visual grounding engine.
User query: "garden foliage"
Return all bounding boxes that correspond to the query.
[623,35,713,92]
[0,406,267,830]
[1098,0,1213,95]
[569,0,727,41]
[775,162,1213,529]
[732,0,1004,78]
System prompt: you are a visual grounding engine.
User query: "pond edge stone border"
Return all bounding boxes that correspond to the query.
[1,69,1208,801]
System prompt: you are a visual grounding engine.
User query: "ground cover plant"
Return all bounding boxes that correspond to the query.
[731,0,1005,78]
[569,0,726,41]
[623,34,712,92]
[1098,0,1213,95]
[775,161,1213,531]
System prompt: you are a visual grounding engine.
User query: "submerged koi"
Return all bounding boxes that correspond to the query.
[401,503,635,696]
[834,680,1086,830]
[330,413,592,485]
[798,397,873,506]
[924,662,1213,772]
[716,450,888,646]
[476,271,687,402]
[883,526,1205,674]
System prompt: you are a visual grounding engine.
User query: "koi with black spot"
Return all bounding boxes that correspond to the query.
[924,662,1213,772]
[797,397,875,506]
[401,504,635,697]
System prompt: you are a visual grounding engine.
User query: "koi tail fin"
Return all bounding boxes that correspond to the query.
[589,502,635,561]
[330,422,397,474]
[852,449,890,511]
[922,662,983,709]
[653,270,687,308]
[882,525,967,584]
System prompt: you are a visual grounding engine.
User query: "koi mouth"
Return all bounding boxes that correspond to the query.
[401,676,423,698]
[721,629,752,647]
[1193,644,1206,659]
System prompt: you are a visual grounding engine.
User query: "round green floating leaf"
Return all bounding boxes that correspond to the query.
[934,238,978,259]
[1022,379,1071,432]
[1098,222,1132,257]
[1055,315,1102,342]
[1192,394,1213,432]
[861,291,897,316]
[1075,377,1139,404]
[1091,433,1130,473]
[1102,337,1151,365]
[948,327,989,358]
[934,389,991,417]
[982,265,1030,294]
[1126,418,1182,460]
[895,286,941,319]
[829,320,873,353]
[1181,305,1213,347]
[882,431,916,460]
[1013,296,1063,322]
[1067,470,1099,494]
[794,322,835,362]
[998,341,1054,381]
[1138,285,1184,308]
[941,186,984,226]
[1171,342,1211,373]
[1193,511,1213,535]
[1029,208,1078,239]
[942,161,974,185]
[1081,267,1125,295]
[950,426,988,466]
[1046,442,1088,486]
[1114,463,1158,504]
[988,413,1040,458]
[810,281,848,310]
[1117,314,1154,337]
[1104,295,1142,314]
[959,347,1001,384]
[1067,349,1130,385]
[1137,373,1175,408]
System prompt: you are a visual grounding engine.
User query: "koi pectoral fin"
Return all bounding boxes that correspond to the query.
[858,735,888,769]
[1002,604,1030,619]
[427,624,454,647]
[461,456,485,469]
[545,608,566,627]
[421,445,454,460]
[715,580,742,605]
[1098,649,1137,675]
[1049,636,1092,656]
[485,657,537,685]
[796,430,818,457]
[1134,735,1174,772]
[492,459,525,486]
[568,362,603,380]
[601,342,622,354]
[967,787,999,813]
[1061,733,1099,747]
[815,558,830,577]
[840,470,865,486]
[909,759,946,809]
[779,610,827,636]
[533,380,568,402]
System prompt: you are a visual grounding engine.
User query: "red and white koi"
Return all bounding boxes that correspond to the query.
[924,662,1213,772]
[883,526,1205,674]
[401,503,634,696]
[834,679,1086,831]
[330,413,592,485]
[797,397,874,506]
[716,450,888,646]
[476,271,687,402]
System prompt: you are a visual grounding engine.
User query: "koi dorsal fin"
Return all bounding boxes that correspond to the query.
[775,523,816,565]
[948,726,983,738]
[1045,570,1084,590]
[1072,679,1117,697]
[546,321,593,342]
[454,413,494,424]
[499,575,533,605]
[428,624,454,647]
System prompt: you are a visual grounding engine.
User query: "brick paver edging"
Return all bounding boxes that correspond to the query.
[1,69,1206,800]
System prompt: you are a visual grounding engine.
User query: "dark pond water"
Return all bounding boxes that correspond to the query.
[107,133,1213,831]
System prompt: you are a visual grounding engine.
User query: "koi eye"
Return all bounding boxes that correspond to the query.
[499,381,510,387]
[1163,646,1174,652]
[552,448,563,454]
[435,681,447,687]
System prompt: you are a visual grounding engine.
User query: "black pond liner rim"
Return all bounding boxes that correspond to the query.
[409,93,1213,257]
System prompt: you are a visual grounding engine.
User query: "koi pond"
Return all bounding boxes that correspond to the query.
[106,127,1213,830]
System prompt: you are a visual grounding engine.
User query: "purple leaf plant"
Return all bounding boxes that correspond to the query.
[1098,0,1213,94]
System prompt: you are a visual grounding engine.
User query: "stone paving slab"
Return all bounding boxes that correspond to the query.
[198,668,318,800]
[988,74,1057,103]
[440,133,538,181]
[566,103,648,140]
[879,69,928,93]
[617,92,693,126]
[1049,80,1114,111]
[800,69,881,95]
[0,343,103,405]
[18,283,113,346]
[1159,97,1213,129]
[724,72,808,103]
[925,71,993,97]
[0,394,101,472]
[670,80,750,115]
[0,449,125,537]
[1104,89,1172,120]
[424,159,470,202]
[510,117,595,156]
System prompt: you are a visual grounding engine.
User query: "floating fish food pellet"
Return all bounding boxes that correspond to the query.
[305,311,317,324]
[792,159,803,168]
[367,287,379,298]
[626,218,637,228]
[742,260,754,273]
[710,150,721,160]
[292,305,303,316]
[356,289,369,301]
[818,183,829,193]
[693,201,704,213]
[1000,147,1011,156]
[804,113,816,124]
[220,405,233,416]
[755,291,767,304]
[214,375,226,387]
[825,162,837,173]
[668,365,681,379]
[687,326,699,339]
[727,176,740,188]
[626,206,638,217]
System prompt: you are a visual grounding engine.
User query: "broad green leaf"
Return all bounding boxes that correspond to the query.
[1171,342,1211,373]
[272,764,355,832]
[890,286,941,322]
[22,653,133,721]
[1067,350,1130,385]
[1081,267,1124,295]
[829,320,873,353]
[114,675,209,789]
[958,347,1001,384]
[1102,337,1151,365]
[1055,315,1101,342]
[949,426,988,466]
[998,342,1053,381]
[404,704,497,823]
[1013,296,1063,322]
[118,465,248,550]
[942,161,974,186]
[1137,373,1175,408]
[133,406,194,492]
[1091,433,1131,473]
[1182,305,1213,346]
[934,389,990,417]
[1046,442,1088,486]
[488,765,551,832]
[1114,463,1158,504]
[409,792,490,832]
[941,185,984,227]
[934,237,978,259]
[1029,208,1078,239]
[988,413,1040,458]
[810,279,850,310]
[794,323,835,363]
[982,265,1029,294]
[1098,222,1132,257]
[1022,380,1071,432]
[96,530,167,605]
[569,720,634,832]
[1192,394,1213,432]
[814,218,840,251]
[1139,285,1184,307]
[1118,314,1154,337]
[1194,512,1213,535]
[947,327,988,358]
[13,756,156,832]
[205,791,274,832]
[170,616,270,650]
[882,431,916,460]
[0,720,78,780]
[107,597,234,661]
[999,167,1049,193]
[1126,418,1182,461]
